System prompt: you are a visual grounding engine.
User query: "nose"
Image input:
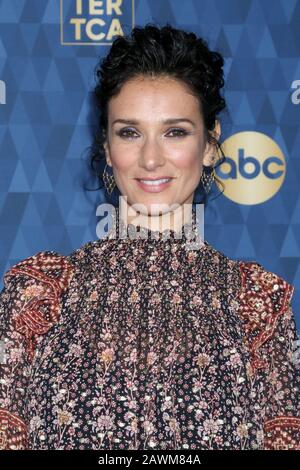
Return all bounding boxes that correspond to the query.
[138,136,165,171]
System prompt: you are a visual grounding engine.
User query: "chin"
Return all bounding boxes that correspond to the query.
[138,202,181,217]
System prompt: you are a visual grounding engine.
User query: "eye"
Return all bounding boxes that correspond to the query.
[167,128,189,138]
[116,128,138,139]
[116,127,190,140]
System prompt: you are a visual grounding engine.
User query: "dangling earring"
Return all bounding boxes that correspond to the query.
[200,154,216,194]
[103,163,116,196]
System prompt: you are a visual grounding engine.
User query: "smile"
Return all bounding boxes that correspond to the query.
[135,178,174,193]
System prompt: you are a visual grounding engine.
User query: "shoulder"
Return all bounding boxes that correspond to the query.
[203,243,294,307]
[2,237,112,293]
[3,250,74,292]
[237,259,294,315]
[1,250,75,362]
[234,259,295,371]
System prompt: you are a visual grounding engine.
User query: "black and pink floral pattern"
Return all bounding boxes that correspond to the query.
[0,208,299,450]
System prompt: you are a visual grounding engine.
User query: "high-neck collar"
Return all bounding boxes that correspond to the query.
[105,206,205,249]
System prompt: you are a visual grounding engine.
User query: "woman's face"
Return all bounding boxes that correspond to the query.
[103,75,220,216]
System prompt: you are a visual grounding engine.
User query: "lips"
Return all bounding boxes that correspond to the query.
[135,177,174,193]
[138,178,171,185]
[135,177,174,181]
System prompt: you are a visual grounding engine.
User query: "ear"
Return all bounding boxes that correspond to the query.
[103,136,112,167]
[202,120,221,167]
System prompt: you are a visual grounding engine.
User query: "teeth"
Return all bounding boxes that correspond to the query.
[139,178,171,185]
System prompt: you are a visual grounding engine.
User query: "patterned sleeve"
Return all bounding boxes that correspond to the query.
[0,252,74,450]
[238,261,300,450]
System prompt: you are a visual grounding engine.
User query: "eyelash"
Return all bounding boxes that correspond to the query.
[116,127,190,139]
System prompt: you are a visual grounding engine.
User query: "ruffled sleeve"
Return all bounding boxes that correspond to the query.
[238,261,300,450]
[0,251,74,449]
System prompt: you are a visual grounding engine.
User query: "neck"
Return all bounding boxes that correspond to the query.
[118,198,193,234]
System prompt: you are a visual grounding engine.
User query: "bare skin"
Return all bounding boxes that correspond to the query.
[103,75,221,232]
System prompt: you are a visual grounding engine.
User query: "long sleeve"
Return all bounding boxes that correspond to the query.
[262,299,300,449]
[238,261,300,450]
[0,252,74,450]
[0,278,30,449]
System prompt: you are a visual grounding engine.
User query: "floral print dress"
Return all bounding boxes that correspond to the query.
[0,207,299,450]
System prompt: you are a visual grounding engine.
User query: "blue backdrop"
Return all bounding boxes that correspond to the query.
[0,0,299,333]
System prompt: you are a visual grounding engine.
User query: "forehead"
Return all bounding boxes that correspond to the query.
[108,76,202,120]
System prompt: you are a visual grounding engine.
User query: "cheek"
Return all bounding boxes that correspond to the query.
[174,150,202,176]
[110,149,135,174]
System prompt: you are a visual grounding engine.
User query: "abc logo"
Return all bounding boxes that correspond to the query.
[216,131,287,205]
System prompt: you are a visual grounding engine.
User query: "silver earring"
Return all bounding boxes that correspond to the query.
[103,163,116,196]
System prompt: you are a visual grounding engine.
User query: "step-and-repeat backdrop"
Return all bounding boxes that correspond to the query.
[0,0,299,331]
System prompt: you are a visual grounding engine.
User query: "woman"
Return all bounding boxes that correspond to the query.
[0,23,299,450]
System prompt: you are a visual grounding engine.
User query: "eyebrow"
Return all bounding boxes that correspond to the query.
[112,118,196,127]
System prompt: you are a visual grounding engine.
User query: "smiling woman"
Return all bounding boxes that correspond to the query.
[101,75,222,230]
[86,22,227,228]
[0,22,299,451]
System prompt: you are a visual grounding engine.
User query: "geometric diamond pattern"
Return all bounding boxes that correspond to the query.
[0,0,299,333]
